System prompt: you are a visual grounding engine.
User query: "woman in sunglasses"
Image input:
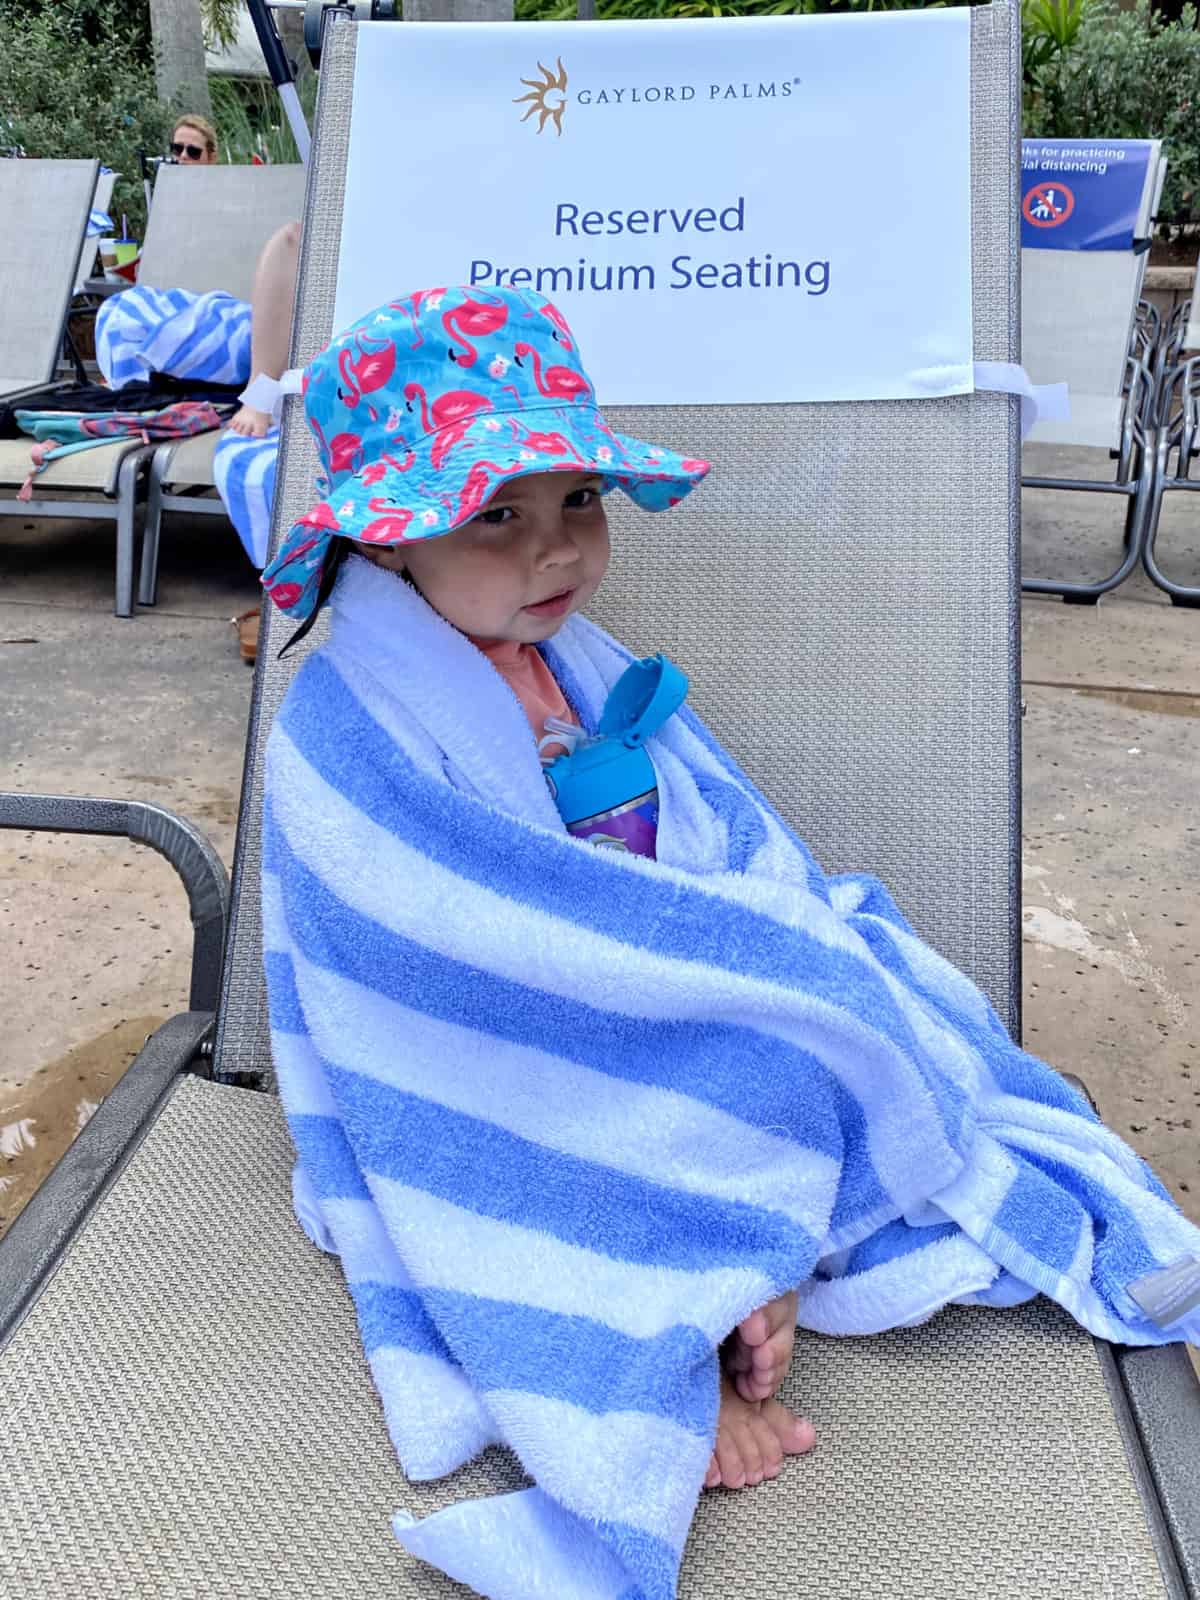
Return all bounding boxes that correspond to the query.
[169,114,219,165]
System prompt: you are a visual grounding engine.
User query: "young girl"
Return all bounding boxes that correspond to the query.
[264,285,812,1493]
[260,285,1199,1600]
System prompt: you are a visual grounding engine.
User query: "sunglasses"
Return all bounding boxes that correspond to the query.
[170,141,206,159]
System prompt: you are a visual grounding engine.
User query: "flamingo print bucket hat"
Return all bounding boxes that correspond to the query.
[261,285,710,620]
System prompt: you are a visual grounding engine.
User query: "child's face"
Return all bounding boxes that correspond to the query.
[359,471,609,643]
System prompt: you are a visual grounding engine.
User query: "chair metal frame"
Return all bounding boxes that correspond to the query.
[1021,352,1159,604]
[1020,150,1166,605]
[2,10,1199,1594]
[1143,354,1200,605]
[0,159,160,617]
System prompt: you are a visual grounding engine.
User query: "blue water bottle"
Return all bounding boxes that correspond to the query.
[542,654,688,858]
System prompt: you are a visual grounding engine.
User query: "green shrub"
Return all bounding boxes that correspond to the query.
[1024,0,1200,228]
[0,0,170,236]
[210,73,319,168]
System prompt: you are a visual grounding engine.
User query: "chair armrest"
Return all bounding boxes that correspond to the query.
[0,1009,214,1349]
[1116,1342,1200,1597]
[0,793,229,1011]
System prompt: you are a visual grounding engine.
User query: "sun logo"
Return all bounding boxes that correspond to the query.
[514,58,568,137]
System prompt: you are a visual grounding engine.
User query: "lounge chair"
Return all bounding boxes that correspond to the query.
[0,162,303,618]
[134,163,306,608]
[1021,140,1166,602]
[71,165,117,297]
[0,157,161,619]
[0,157,98,398]
[2,7,1198,1596]
[1143,255,1200,604]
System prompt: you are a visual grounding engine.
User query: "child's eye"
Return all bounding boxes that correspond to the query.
[473,504,515,527]
[564,487,599,510]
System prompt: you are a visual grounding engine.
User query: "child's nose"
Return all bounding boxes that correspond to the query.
[536,516,580,566]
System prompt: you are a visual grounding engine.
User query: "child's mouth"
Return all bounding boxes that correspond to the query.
[523,588,575,618]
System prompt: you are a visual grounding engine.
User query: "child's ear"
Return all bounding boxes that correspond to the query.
[353,542,407,574]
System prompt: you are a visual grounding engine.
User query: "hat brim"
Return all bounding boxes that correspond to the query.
[262,402,709,619]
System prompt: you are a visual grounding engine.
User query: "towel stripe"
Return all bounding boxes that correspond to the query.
[367,1170,776,1346]
[484,1391,709,1552]
[283,653,934,1062]
[322,1061,812,1278]
[369,1345,499,1479]
[415,1289,717,1434]
[213,425,278,568]
[265,736,963,1217]
[286,937,841,1232]
[263,841,854,1162]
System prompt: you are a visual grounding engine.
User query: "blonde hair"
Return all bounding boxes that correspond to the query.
[172,113,218,155]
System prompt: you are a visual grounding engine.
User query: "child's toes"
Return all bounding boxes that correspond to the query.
[762,1399,817,1455]
[734,1366,771,1403]
[737,1306,770,1347]
[704,1452,722,1489]
[715,1429,747,1489]
[733,1420,765,1486]
[758,1426,785,1479]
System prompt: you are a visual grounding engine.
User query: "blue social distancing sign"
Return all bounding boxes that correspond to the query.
[1021,140,1154,252]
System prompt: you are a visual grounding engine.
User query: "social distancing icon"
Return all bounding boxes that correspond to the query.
[1023,181,1075,228]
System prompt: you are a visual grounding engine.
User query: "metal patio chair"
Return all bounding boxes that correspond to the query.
[1142,258,1200,605]
[135,162,306,608]
[1,7,1197,1597]
[0,159,161,618]
[0,162,303,618]
[1020,142,1166,603]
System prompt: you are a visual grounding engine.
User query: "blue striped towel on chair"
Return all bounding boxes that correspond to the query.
[96,285,277,566]
[263,554,1200,1600]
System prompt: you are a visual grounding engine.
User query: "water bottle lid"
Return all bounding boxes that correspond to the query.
[598,655,689,747]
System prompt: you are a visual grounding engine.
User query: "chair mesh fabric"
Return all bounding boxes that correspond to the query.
[0,159,96,392]
[1021,250,1141,449]
[0,434,139,496]
[0,9,1173,1595]
[0,1075,1168,1599]
[216,1,1022,1086]
[138,164,307,301]
[160,427,220,489]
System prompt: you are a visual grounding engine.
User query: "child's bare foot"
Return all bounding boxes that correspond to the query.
[704,1373,815,1490]
[724,1290,798,1403]
[227,403,272,438]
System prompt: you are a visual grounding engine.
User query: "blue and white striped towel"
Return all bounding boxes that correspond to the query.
[211,422,278,568]
[95,284,276,566]
[95,284,252,390]
[263,554,1200,1600]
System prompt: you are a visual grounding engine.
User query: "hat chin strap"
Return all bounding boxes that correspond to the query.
[239,368,304,422]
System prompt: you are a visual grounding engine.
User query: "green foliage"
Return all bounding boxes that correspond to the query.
[0,0,169,235]
[209,72,320,166]
[1022,0,1091,83]
[200,0,242,52]
[1025,0,1200,226]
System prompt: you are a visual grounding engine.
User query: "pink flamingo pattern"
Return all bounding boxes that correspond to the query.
[443,291,510,368]
[512,342,593,403]
[358,497,415,544]
[406,382,495,469]
[338,332,397,408]
[362,450,417,487]
[263,284,709,620]
[389,287,447,350]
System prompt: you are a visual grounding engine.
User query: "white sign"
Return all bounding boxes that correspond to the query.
[336,13,974,407]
